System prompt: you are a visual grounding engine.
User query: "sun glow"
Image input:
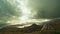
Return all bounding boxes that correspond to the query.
[15,0,50,24]
[17,0,31,23]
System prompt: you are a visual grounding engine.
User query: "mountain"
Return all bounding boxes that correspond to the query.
[0,19,60,34]
[0,24,42,33]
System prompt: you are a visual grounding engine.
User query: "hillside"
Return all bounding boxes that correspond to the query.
[0,19,60,34]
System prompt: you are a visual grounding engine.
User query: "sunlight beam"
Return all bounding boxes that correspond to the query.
[17,0,31,23]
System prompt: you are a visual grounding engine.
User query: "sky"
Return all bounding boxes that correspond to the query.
[28,0,60,19]
[0,0,60,28]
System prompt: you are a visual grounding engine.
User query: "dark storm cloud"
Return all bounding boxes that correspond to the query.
[28,0,60,19]
[0,0,21,27]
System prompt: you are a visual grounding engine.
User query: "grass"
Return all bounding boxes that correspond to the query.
[0,30,60,34]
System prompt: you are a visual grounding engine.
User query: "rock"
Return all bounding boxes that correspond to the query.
[41,18,60,31]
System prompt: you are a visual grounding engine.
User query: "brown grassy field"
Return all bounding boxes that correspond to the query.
[0,30,60,34]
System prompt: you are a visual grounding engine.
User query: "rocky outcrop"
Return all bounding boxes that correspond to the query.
[41,18,60,30]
